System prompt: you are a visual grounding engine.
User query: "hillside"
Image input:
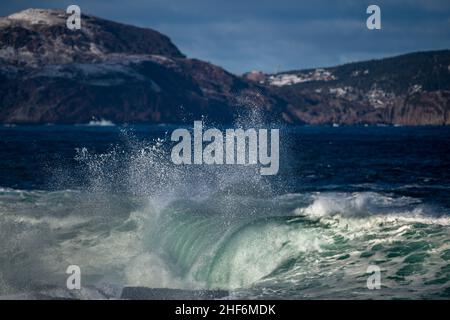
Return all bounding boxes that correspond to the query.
[0,9,281,124]
[259,50,450,125]
[0,8,449,125]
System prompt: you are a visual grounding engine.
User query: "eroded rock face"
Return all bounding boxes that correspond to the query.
[0,54,282,124]
[0,9,449,125]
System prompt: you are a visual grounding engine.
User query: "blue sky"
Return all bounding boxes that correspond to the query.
[1,0,449,74]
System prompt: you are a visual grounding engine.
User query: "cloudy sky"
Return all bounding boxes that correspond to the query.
[1,0,449,74]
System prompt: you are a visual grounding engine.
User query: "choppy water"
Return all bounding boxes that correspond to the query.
[1,124,450,299]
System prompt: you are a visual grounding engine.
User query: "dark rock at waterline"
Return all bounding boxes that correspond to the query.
[120,287,230,300]
[0,285,229,300]
[0,284,121,300]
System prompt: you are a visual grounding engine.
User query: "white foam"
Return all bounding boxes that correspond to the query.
[86,119,115,126]
[124,253,189,289]
[295,192,450,226]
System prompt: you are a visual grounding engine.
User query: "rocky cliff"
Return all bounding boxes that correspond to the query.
[0,9,282,124]
[0,8,449,125]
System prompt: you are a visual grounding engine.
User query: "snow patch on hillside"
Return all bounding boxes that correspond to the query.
[7,9,65,25]
[269,69,336,86]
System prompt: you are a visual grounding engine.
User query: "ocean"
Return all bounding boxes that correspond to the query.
[1,124,450,299]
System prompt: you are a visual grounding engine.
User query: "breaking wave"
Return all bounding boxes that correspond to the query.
[1,122,450,299]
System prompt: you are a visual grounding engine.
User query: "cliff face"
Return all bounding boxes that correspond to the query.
[0,54,284,124]
[0,8,449,125]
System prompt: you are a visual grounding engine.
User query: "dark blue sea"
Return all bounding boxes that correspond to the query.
[1,124,450,298]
